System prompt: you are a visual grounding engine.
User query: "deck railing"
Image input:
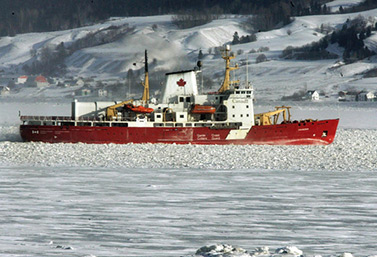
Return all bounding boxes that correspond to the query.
[20,116,102,121]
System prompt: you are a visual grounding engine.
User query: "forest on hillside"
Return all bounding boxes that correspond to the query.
[280,15,377,63]
[0,0,364,36]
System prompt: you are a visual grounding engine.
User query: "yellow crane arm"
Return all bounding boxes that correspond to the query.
[254,106,291,126]
[106,99,133,120]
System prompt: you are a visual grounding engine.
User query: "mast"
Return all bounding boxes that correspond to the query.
[246,55,248,87]
[141,49,150,104]
[218,45,239,93]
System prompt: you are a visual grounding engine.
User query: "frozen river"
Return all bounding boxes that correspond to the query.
[1,100,377,256]
[1,167,377,257]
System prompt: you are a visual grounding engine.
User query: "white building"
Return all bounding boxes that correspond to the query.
[0,86,10,96]
[357,91,375,101]
[306,90,319,101]
[98,89,108,97]
[17,75,28,84]
[75,79,85,87]
[35,75,49,88]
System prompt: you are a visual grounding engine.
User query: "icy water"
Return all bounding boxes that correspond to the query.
[1,166,377,257]
[1,100,377,256]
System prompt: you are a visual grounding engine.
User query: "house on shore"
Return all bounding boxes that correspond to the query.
[23,75,50,87]
[75,85,92,96]
[98,88,108,97]
[0,86,10,96]
[17,75,28,84]
[356,91,375,101]
[35,75,49,87]
[338,91,356,101]
[305,90,320,101]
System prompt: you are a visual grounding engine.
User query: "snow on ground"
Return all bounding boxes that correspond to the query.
[364,33,377,52]
[345,76,377,92]
[1,8,377,100]
[213,9,377,100]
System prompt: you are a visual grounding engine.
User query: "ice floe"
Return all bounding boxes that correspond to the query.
[1,129,377,171]
[195,244,251,257]
[252,246,270,256]
[186,245,359,257]
[275,246,303,256]
[186,245,370,257]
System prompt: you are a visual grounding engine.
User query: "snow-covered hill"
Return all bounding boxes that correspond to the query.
[0,1,376,101]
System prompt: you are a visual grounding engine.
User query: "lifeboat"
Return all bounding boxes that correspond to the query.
[191,104,216,114]
[125,104,154,113]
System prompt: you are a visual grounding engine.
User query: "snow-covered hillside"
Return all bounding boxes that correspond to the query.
[0,2,376,101]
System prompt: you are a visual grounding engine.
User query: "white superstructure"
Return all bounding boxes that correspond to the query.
[161,70,199,104]
[70,46,255,129]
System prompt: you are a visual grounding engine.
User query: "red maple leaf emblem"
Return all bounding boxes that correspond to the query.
[177,78,186,87]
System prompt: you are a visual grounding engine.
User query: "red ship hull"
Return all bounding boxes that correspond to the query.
[20,119,339,145]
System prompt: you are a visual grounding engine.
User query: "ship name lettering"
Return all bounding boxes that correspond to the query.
[233,99,248,103]
[197,134,207,140]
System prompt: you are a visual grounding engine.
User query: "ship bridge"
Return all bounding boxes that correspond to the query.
[222,88,255,127]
